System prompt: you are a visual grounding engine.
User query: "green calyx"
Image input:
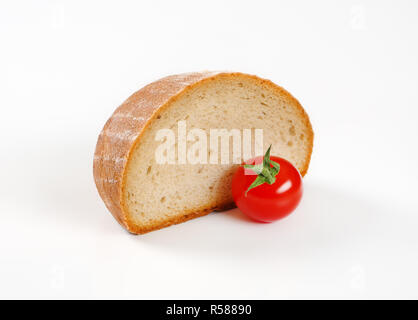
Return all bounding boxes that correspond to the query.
[242,145,280,196]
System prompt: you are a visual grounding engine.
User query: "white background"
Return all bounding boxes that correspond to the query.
[1,0,417,299]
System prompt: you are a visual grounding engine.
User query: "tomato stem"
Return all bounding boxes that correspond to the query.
[243,145,280,196]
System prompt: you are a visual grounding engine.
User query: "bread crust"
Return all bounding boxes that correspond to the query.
[93,72,313,234]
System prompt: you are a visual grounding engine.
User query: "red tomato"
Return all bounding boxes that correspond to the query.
[231,156,303,222]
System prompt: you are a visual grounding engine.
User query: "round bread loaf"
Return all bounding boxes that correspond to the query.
[93,72,313,234]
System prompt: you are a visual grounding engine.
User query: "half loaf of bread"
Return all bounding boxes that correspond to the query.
[93,72,313,234]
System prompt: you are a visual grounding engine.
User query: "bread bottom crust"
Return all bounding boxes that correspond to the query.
[126,201,236,235]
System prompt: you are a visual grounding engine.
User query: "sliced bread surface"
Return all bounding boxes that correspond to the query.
[93,72,313,234]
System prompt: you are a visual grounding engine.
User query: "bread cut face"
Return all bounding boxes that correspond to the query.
[93,72,313,234]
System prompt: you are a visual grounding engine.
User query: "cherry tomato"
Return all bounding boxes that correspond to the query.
[231,156,303,222]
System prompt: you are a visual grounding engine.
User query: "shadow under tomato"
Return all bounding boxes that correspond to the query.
[221,208,273,223]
